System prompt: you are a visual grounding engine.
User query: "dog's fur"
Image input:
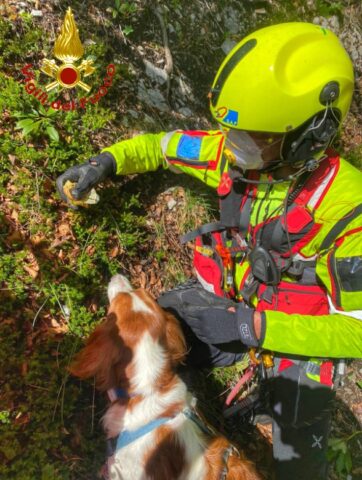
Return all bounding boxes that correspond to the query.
[70,274,262,480]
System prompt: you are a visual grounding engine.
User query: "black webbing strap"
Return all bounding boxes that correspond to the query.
[219,166,246,228]
[319,204,362,252]
[239,193,253,237]
[180,222,226,244]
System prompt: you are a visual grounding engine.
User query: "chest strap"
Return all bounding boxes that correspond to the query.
[116,416,173,450]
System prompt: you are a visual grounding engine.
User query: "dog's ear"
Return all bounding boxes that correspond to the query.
[69,313,131,391]
[164,311,187,366]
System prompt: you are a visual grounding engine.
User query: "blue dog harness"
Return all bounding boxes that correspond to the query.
[116,416,174,450]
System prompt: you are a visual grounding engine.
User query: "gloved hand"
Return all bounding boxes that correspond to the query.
[182,302,263,347]
[56,152,116,206]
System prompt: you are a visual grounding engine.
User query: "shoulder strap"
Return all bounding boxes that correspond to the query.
[319,204,362,252]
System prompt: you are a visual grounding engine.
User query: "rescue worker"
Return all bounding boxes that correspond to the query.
[57,23,362,479]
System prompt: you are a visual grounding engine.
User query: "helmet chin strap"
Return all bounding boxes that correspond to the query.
[235,156,322,185]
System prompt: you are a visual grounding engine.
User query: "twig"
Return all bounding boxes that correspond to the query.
[32,296,49,328]
[35,170,41,213]
[153,6,173,102]
[27,383,51,392]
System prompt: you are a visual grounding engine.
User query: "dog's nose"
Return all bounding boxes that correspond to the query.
[107,274,133,302]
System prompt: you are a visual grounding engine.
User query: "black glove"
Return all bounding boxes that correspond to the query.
[158,280,264,347]
[56,152,116,205]
[182,302,264,347]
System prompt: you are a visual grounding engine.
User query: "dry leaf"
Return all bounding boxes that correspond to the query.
[109,245,119,258]
[85,245,95,256]
[6,230,23,244]
[23,264,39,279]
[49,318,69,334]
[30,233,46,247]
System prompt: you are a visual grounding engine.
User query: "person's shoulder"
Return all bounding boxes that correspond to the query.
[326,151,362,188]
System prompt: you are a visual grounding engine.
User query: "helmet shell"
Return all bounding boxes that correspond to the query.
[210,22,354,133]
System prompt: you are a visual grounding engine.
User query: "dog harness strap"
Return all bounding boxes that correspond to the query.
[220,445,240,480]
[116,417,173,450]
[182,407,215,436]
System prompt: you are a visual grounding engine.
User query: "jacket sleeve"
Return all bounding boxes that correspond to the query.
[158,129,226,190]
[261,230,362,358]
[261,310,361,358]
[101,132,168,175]
[101,130,226,191]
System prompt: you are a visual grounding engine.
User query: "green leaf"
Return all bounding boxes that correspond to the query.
[14,111,30,119]
[16,118,42,136]
[329,438,343,448]
[38,103,47,116]
[357,380,362,389]
[326,448,338,461]
[16,118,35,129]
[46,125,59,142]
[344,450,352,473]
[336,452,346,474]
[123,25,134,36]
[46,108,58,117]
[115,0,121,10]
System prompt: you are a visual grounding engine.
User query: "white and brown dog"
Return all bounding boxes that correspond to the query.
[70,274,262,480]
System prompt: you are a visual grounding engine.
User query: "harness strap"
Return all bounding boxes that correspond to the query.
[319,203,362,252]
[220,445,240,480]
[181,222,226,244]
[182,407,215,436]
[239,192,253,237]
[116,416,173,450]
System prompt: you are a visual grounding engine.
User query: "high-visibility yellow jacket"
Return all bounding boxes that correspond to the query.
[103,130,362,359]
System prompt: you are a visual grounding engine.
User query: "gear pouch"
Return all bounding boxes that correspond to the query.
[193,233,224,296]
[256,281,329,315]
[317,232,362,311]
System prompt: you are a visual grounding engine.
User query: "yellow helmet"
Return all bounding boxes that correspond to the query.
[210,22,354,134]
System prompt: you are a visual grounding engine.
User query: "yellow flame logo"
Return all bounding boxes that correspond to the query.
[41,8,95,92]
[54,8,84,63]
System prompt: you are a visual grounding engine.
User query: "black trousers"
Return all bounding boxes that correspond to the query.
[158,289,335,480]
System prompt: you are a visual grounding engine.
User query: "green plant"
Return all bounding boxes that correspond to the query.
[0,411,11,425]
[111,0,137,19]
[14,104,59,141]
[315,0,344,18]
[110,0,138,36]
[327,431,362,477]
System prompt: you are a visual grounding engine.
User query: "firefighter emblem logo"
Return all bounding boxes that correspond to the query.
[41,7,95,92]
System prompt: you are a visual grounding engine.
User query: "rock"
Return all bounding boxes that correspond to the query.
[137,80,169,112]
[31,9,43,17]
[84,39,96,46]
[223,7,241,34]
[177,76,194,101]
[178,107,193,117]
[167,198,177,210]
[143,60,168,85]
[221,39,237,55]
[128,109,139,118]
[312,15,340,33]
